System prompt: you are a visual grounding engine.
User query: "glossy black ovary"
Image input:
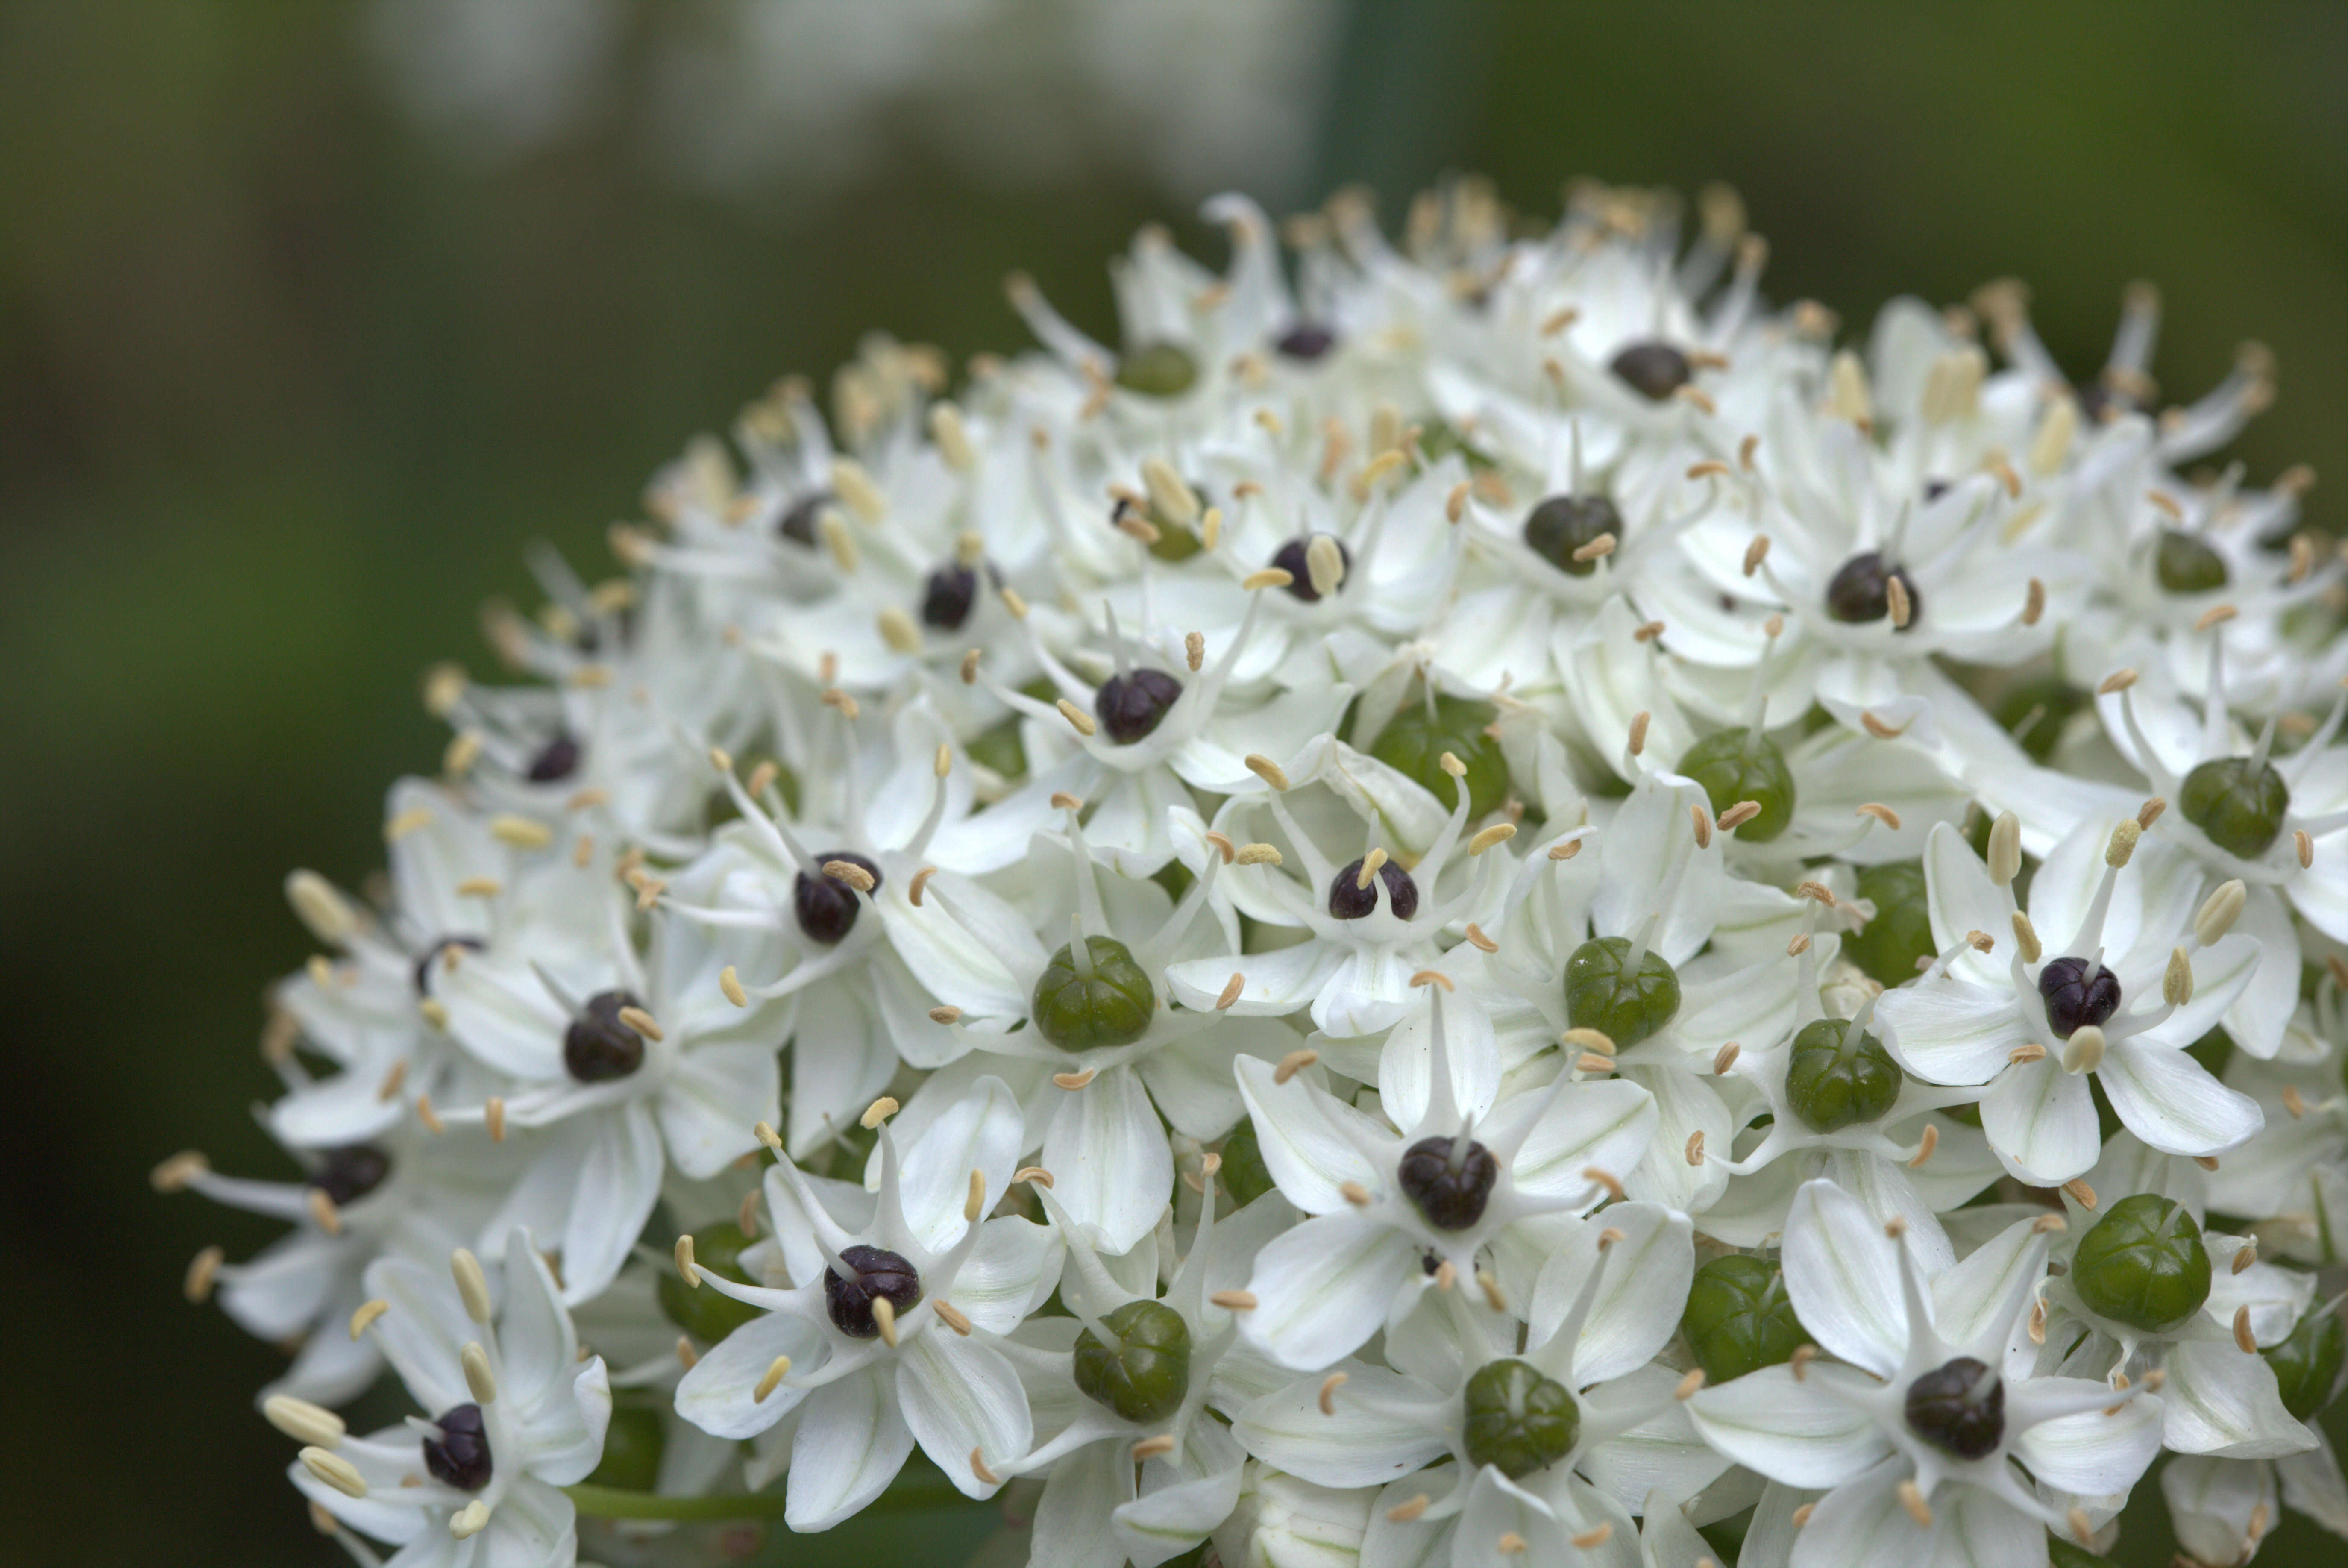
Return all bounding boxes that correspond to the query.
[921,564,978,630]
[1274,323,1338,361]
[794,852,882,945]
[563,990,648,1081]
[526,733,582,783]
[2037,956,2120,1039]
[778,489,836,546]
[1397,1136,1499,1230]
[421,1402,493,1490]
[1609,340,1692,401]
[1823,551,1922,628]
[1092,669,1184,745]
[1327,857,1417,921]
[310,1145,392,1207]
[1904,1357,2004,1459]
[1269,535,1349,602]
[825,1245,923,1339]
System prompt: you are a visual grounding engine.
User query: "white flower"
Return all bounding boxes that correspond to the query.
[1688,1180,2165,1568]
[432,873,780,1302]
[990,1170,1277,1567]
[1230,984,1654,1369]
[1877,814,2263,1181]
[289,1228,610,1567]
[671,1082,1058,1530]
[1236,1202,1717,1567]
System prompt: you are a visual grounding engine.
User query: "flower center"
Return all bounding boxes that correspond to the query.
[921,564,978,630]
[1328,857,1417,921]
[1521,493,1621,577]
[1115,342,1198,399]
[1677,728,1796,843]
[1274,323,1337,361]
[422,1402,493,1491]
[2036,956,2120,1039]
[1032,935,1154,1051]
[1608,340,1691,402]
[1073,1299,1193,1424]
[1904,1356,2004,1459]
[1785,1016,1903,1132]
[527,733,583,783]
[2154,530,2229,595]
[1092,669,1185,745]
[1396,1135,1499,1230]
[412,934,487,995]
[794,852,882,945]
[825,1245,923,1339]
[2179,757,2289,861]
[1460,1359,1579,1478]
[564,990,648,1081]
[1824,551,1922,629]
[1270,534,1349,602]
[2071,1193,2212,1333]
[778,489,835,546]
[310,1145,391,1207]
[1564,936,1681,1048]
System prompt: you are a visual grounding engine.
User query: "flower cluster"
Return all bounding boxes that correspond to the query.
[158,177,2348,1568]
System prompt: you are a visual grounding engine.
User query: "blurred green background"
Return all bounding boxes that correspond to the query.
[2,2,2342,1564]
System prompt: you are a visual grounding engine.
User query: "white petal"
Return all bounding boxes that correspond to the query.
[786,978,896,1157]
[1875,981,2031,1086]
[1529,1203,1693,1386]
[672,1308,832,1440]
[475,1475,578,1568]
[1119,1417,1245,1566]
[2161,1452,2277,1568]
[1921,821,2009,963]
[2160,1338,2324,1459]
[2278,1427,2348,1538]
[898,1072,1025,1251]
[1242,1209,1420,1370]
[1234,1364,1446,1490]
[360,1254,472,1414]
[2098,1039,2263,1158]
[1134,1016,1293,1139]
[1573,1365,1732,1512]
[1978,1057,2098,1184]
[785,1363,916,1531]
[896,1330,1031,1497]
[1685,1364,1894,1488]
[491,1229,581,1415]
[1616,1064,1729,1215]
[1029,1440,1129,1568]
[1500,1078,1658,1203]
[1782,1178,1908,1379]
[1927,1214,2045,1355]
[947,1215,1061,1335]
[2011,1383,2164,1494]
[1235,1053,1387,1213]
[1170,940,1346,1017]
[1455,1465,1573,1568]
[656,1041,777,1180]
[2219,886,2300,1060]
[558,1102,665,1302]
[1381,992,1503,1129]
[1041,1064,1174,1253]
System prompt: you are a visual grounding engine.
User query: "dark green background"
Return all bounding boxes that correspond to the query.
[2,3,2342,1564]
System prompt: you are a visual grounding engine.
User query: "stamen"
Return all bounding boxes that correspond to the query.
[2063,1178,2099,1210]
[1133,1435,1176,1460]
[185,1246,224,1304]
[1245,754,1290,791]
[1274,1049,1318,1084]
[719,966,748,1007]
[1209,1290,1257,1311]
[2195,881,2247,945]
[1386,1494,1430,1523]
[265,1395,347,1449]
[1318,1372,1347,1414]
[1897,1479,1933,1527]
[861,1097,900,1130]
[871,1295,898,1348]
[1712,1041,1740,1075]
[1908,1125,1940,1168]
[300,1448,368,1500]
[2233,1305,2256,1354]
[1582,1166,1625,1201]
[675,1235,700,1287]
[461,1342,497,1404]
[935,1301,972,1336]
[452,1250,493,1324]
[965,1169,987,1223]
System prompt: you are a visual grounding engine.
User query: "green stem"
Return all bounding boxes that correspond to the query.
[566,1468,973,1521]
